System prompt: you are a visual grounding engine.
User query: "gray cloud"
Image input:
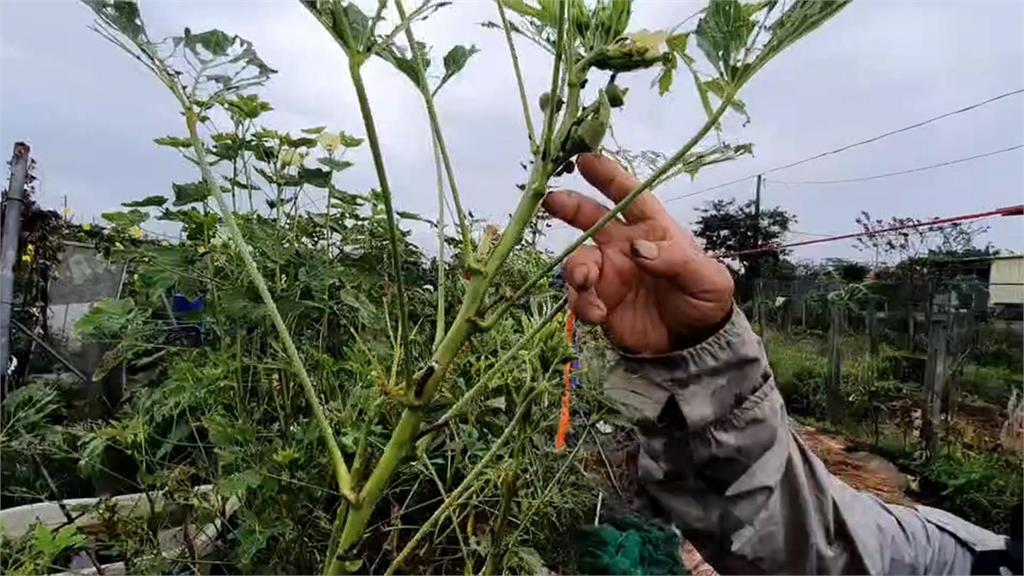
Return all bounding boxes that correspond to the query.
[2,0,1021,260]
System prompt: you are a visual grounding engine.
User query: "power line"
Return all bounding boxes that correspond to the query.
[663,88,1024,204]
[768,144,1023,185]
[717,204,1024,259]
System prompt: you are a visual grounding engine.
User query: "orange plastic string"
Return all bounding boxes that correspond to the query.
[554,310,576,452]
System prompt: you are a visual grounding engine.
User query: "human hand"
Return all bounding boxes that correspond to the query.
[543,153,735,354]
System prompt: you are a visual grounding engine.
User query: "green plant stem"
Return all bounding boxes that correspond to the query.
[184,113,355,503]
[485,94,735,322]
[383,389,538,576]
[541,0,568,162]
[483,462,518,576]
[504,423,589,546]
[329,1,572,566]
[432,137,447,350]
[396,0,474,267]
[346,58,413,391]
[322,499,350,576]
[426,296,566,434]
[419,450,469,561]
[495,0,536,149]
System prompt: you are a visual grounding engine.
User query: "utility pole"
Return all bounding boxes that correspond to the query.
[1,142,31,392]
[752,175,765,338]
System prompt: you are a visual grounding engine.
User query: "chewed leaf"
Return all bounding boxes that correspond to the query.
[82,0,146,42]
[695,0,756,82]
[704,78,749,124]
[183,28,233,57]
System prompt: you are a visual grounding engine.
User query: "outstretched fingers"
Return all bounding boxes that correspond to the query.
[576,153,666,223]
[542,189,624,242]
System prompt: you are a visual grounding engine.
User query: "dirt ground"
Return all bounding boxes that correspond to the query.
[679,424,915,575]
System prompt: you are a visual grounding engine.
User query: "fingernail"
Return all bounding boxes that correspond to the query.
[632,239,658,260]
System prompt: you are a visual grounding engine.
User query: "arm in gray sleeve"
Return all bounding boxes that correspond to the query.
[604,307,1007,575]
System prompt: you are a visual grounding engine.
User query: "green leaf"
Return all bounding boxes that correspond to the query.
[75,298,138,341]
[656,61,674,96]
[704,78,749,123]
[378,44,423,87]
[82,0,146,42]
[183,27,234,57]
[299,167,332,188]
[342,2,371,50]
[301,126,326,135]
[502,0,550,24]
[396,210,436,226]
[283,135,317,149]
[434,44,479,94]
[154,136,191,149]
[101,209,149,227]
[695,0,756,82]
[122,195,168,208]
[172,181,211,206]
[666,32,689,56]
[317,157,354,172]
[224,95,273,120]
[219,468,263,496]
[338,132,364,148]
[751,0,851,79]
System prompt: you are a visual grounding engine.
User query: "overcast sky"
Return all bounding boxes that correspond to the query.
[2,0,1022,262]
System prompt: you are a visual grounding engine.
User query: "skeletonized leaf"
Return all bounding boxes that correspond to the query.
[183,28,233,57]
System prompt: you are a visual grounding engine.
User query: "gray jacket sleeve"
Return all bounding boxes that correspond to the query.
[604,307,1007,575]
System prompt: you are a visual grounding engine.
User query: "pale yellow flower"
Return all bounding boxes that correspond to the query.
[21,253,32,264]
[82,223,93,231]
[196,245,209,255]
[628,29,669,56]
[278,147,306,168]
[129,226,144,240]
[318,132,342,154]
[63,206,73,219]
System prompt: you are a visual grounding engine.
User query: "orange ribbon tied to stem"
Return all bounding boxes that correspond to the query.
[554,310,576,453]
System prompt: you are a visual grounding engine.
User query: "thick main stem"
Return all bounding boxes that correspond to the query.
[432,137,446,350]
[184,113,355,502]
[329,1,571,567]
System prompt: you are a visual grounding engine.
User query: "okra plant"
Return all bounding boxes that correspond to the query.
[82,0,848,573]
